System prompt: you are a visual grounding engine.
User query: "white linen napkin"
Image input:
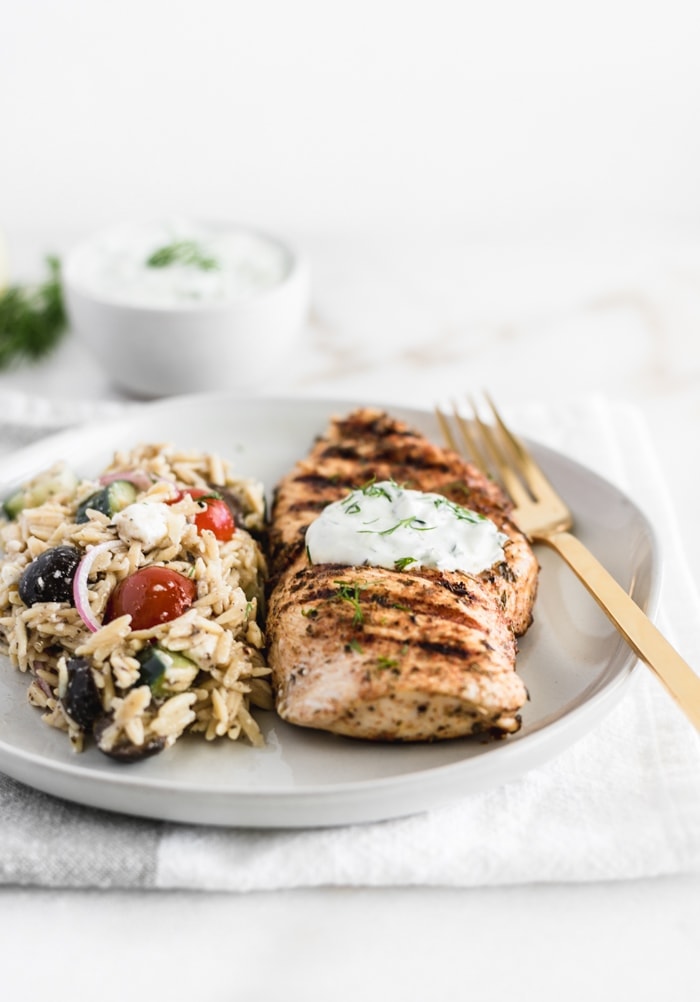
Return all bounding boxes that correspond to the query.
[0,392,699,890]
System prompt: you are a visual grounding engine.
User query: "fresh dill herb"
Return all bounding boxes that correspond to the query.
[394,556,417,571]
[301,607,319,618]
[392,602,411,612]
[342,500,362,515]
[146,240,219,271]
[346,638,363,653]
[0,256,67,370]
[363,515,435,537]
[358,478,394,501]
[376,655,399,670]
[432,495,485,523]
[334,580,365,625]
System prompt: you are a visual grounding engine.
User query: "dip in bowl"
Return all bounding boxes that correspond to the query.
[63,220,310,396]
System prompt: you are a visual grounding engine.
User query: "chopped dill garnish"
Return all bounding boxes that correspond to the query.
[376,655,399,670]
[432,495,486,523]
[361,515,435,537]
[146,240,219,271]
[334,580,366,625]
[346,638,363,653]
[358,478,395,501]
[301,607,319,618]
[394,556,417,571]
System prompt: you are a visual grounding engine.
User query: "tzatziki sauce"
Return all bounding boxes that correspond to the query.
[305,480,508,575]
[71,219,291,307]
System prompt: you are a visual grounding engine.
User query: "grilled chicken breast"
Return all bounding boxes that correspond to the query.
[267,408,539,741]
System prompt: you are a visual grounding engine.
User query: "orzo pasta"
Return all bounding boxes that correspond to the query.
[0,444,271,760]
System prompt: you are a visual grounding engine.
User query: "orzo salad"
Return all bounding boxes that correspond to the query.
[0,444,272,760]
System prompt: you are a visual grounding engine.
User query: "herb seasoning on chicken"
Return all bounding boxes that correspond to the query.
[266,409,539,742]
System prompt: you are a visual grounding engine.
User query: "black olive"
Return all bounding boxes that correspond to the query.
[18,545,81,606]
[210,484,267,542]
[62,657,102,730]
[93,714,166,762]
[209,485,247,526]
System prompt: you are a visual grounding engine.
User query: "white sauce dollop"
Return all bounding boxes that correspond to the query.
[72,219,291,307]
[305,481,508,575]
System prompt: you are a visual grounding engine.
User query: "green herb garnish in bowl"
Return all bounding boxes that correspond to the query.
[146,240,220,271]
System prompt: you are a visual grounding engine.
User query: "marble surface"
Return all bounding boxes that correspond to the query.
[1,226,699,1000]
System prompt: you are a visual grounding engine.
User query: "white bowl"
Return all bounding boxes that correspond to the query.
[63,220,310,397]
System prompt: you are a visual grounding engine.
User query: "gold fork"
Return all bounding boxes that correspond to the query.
[436,395,700,730]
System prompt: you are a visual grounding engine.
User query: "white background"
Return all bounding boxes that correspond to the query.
[2,0,700,241]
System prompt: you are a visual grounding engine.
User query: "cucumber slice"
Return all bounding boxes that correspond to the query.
[3,492,28,520]
[136,645,198,697]
[76,479,138,523]
[3,465,79,519]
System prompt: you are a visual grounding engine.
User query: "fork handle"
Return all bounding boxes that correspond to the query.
[539,530,700,730]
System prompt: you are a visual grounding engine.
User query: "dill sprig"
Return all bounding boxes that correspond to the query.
[376,655,399,670]
[334,580,366,626]
[146,240,219,271]
[359,515,435,537]
[0,256,67,370]
[394,556,418,571]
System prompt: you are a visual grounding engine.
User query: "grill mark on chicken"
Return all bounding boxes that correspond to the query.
[287,499,329,514]
[293,473,347,489]
[266,408,538,742]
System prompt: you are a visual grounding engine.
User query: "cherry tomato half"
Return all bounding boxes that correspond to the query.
[166,489,236,541]
[105,566,197,631]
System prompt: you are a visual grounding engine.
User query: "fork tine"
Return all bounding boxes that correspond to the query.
[437,402,499,475]
[469,397,532,508]
[435,405,458,453]
[453,407,491,472]
[484,392,557,501]
[436,400,532,509]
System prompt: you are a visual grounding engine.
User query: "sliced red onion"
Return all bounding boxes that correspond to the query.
[73,541,120,632]
[34,676,53,698]
[98,469,156,491]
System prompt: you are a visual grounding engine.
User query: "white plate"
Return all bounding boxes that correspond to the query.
[0,394,659,828]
